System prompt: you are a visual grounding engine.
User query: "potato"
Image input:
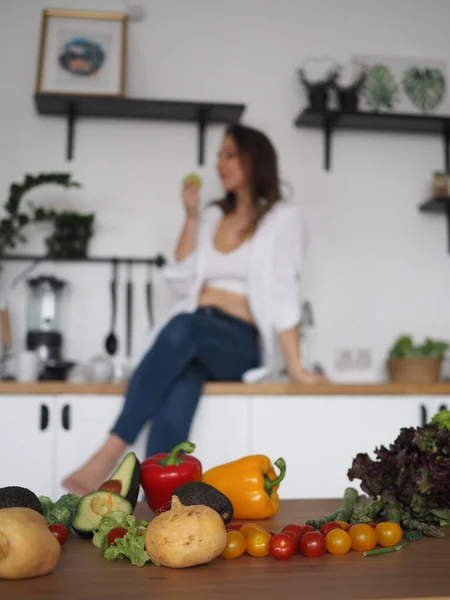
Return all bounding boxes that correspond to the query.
[145,495,227,568]
[0,507,61,579]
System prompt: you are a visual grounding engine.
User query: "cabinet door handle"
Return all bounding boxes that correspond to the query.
[420,404,427,427]
[40,404,49,431]
[61,404,71,431]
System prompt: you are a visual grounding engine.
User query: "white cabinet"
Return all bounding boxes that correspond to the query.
[0,392,449,503]
[250,395,427,500]
[54,395,150,500]
[0,395,56,497]
[189,395,251,471]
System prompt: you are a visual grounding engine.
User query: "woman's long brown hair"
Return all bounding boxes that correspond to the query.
[213,123,282,228]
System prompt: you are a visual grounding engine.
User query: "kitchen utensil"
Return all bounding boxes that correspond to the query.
[105,260,119,356]
[145,261,154,329]
[125,261,133,358]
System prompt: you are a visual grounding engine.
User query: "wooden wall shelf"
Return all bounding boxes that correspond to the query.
[35,93,246,164]
[295,109,450,171]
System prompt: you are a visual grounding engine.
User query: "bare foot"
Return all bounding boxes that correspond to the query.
[62,434,127,496]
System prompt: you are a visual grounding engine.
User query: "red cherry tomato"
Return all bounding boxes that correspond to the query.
[226,522,242,532]
[269,533,296,560]
[281,524,303,551]
[49,523,69,546]
[107,527,128,547]
[320,521,342,535]
[300,525,315,537]
[300,531,327,558]
[282,524,304,536]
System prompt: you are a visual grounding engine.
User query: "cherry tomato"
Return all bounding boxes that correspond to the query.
[320,521,342,535]
[226,522,242,532]
[346,524,356,532]
[300,531,327,558]
[348,524,378,552]
[49,523,69,546]
[239,523,265,538]
[375,522,403,548]
[221,531,247,559]
[282,525,304,550]
[282,524,304,537]
[107,527,128,547]
[300,525,315,537]
[325,528,352,555]
[368,523,377,529]
[246,529,272,557]
[269,533,296,560]
[336,521,349,529]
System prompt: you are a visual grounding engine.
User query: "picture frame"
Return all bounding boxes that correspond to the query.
[36,9,128,96]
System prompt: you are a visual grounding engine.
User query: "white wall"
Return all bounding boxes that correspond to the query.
[1,0,450,381]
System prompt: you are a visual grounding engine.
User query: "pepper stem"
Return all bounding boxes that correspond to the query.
[264,458,286,496]
[159,442,196,466]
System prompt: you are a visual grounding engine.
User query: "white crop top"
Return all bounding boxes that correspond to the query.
[203,236,251,296]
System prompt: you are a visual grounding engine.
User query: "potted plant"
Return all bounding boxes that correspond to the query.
[0,172,81,259]
[297,57,341,112]
[387,335,449,384]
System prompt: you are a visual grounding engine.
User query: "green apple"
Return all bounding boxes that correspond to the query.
[183,173,202,189]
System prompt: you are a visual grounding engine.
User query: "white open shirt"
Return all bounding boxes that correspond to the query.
[139,199,309,382]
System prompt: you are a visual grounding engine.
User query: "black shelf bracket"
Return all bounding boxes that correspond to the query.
[67,102,76,161]
[444,127,450,173]
[324,117,334,171]
[198,108,208,166]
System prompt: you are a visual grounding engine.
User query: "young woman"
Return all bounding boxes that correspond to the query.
[63,123,325,495]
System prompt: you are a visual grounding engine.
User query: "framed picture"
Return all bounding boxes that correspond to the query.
[352,53,450,116]
[36,9,127,96]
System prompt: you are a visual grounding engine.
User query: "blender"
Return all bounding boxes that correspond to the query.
[25,275,72,380]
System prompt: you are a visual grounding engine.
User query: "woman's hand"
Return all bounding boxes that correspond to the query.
[289,368,329,385]
[182,179,200,220]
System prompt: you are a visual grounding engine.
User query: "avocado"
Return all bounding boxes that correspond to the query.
[0,486,44,515]
[173,481,234,524]
[72,491,133,538]
[107,452,141,509]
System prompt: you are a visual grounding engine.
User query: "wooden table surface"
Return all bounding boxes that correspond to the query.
[2,499,450,600]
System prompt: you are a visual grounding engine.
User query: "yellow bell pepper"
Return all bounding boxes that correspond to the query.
[202,455,286,520]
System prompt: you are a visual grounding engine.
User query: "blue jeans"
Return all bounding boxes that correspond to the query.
[111,306,260,458]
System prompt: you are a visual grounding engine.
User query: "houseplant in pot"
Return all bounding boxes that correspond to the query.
[387,335,449,383]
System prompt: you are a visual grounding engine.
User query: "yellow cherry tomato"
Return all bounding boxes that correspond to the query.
[239,523,266,538]
[326,528,352,555]
[375,522,403,548]
[349,524,378,552]
[246,529,272,557]
[221,531,247,559]
[336,521,349,530]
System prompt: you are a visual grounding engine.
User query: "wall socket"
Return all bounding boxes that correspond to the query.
[335,348,373,370]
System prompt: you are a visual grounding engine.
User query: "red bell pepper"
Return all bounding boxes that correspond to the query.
[140,441,202,514]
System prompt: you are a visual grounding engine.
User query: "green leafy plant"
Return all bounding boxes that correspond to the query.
[45,211,95,259]
[362,64,400,111]
[403,67,446,113]
[0,173,81,257]
[388,335,449,359]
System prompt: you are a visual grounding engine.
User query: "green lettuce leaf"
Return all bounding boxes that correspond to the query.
[92,510,150,566]
[103,530,150,567]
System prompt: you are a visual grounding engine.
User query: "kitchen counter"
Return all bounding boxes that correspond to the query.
[1,381,450,395]
[3,499,450,600]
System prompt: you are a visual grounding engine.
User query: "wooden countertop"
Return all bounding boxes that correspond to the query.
[3,499,449,600]
[1,381,450,395]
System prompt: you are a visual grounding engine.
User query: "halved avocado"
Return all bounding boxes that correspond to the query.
[72,491,132,538]
[106,452,141,509]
